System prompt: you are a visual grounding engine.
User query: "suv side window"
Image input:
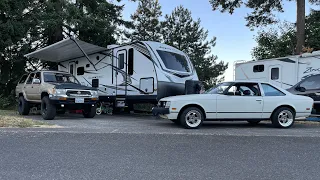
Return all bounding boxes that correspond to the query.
[34,72,41,83]
[18,74,28,84]
[261,83,285,96]
[26,73,35,84]
[299,75,320,90]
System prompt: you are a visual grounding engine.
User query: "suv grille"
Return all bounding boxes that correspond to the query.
[66,90,91,97]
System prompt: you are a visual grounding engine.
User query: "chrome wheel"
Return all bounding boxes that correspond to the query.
[278,110,293,127]
[185,110,202,128]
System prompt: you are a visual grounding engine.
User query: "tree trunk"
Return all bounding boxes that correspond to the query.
[296,0,305,55]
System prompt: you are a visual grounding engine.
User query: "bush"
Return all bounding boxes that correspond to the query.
[0,94,16,110]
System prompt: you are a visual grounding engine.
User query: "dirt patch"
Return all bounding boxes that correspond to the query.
[0,110,60,128]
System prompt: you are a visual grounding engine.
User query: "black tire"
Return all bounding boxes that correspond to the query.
[170,119,181,125]
[83,104,97,118]
[41,96,56,120]
[271,107,295,128]
[18,96,30,115]
[179,107,204,129]
[247,120,261,126]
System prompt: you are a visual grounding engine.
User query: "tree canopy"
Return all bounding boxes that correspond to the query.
[252,10,320,60]
[209,0,320,54]
[161,6,228,88]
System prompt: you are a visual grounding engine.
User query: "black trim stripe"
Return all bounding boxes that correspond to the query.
[207,112,272,113]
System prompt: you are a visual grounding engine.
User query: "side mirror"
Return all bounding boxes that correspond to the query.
[296,86,306,92]
[32,78,40,84]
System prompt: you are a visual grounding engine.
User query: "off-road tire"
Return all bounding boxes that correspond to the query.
[41,96,56,120]
[179,107,204,129]
[18,96,30,115]
[83,104,97,118]
[271,107,295,128]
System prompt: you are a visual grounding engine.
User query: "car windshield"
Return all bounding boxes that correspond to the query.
[157,50,190,72]
[204,82,232,94]
[43,72,80,84]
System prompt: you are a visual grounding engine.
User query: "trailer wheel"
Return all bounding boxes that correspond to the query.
[41,96,56,120]
[83,104,97,118]
[18,96,30,115]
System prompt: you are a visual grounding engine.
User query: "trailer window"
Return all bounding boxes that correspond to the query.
[157,50,190,72]
[118,54,124,69]
[77,67,84,75]
[253,65,264,72]
[128,48,134,75]
[271,68,279,80]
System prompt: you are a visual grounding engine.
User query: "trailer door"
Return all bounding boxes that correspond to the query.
[269,65,282,87]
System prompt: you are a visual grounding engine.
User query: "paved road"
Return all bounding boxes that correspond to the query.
[1,114,320,179]
[1,131,320,180]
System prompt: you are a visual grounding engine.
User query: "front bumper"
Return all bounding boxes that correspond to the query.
[49,95,98,105]
[152,107,170,115]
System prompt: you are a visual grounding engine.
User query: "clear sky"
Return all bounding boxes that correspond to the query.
[118,0,319,81]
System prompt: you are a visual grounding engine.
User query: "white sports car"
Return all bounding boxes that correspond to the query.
[152,80,314,129]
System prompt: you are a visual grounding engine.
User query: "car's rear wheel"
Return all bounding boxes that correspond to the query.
[271,107,295,128]
[179,107,204,129]
[18,96,30,115]
[83,104,97,118]
[41,96,56,120]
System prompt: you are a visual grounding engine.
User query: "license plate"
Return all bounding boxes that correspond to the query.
[75,98,84,103]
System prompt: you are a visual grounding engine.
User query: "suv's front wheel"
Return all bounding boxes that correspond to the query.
[41,96,56,120]
[18,96,30,115]
[83,104,97,118]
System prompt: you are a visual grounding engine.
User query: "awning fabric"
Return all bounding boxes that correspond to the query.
[24,37,108,62]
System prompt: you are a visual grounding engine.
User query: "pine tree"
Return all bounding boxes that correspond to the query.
[126,0,162,42]
[161,6,228,88]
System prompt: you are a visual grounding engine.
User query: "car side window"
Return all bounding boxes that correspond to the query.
[33,72,41,84]
[18,75,28,84]
[26,73,35,84]
[261,83,285,96]
[299,75,320,90]
[226,83,261,96]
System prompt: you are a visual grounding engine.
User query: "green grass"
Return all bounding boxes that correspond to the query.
[0,110,51,128]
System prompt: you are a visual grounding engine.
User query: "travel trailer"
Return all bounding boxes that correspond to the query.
[24,37,199,109]
[234,51,320,89]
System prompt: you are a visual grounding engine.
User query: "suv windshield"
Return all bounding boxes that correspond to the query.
[43,72,80,84]
[204,82,232,94]
[157,50,190,72]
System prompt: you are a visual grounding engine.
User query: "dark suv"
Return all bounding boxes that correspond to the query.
[287,74,320,113]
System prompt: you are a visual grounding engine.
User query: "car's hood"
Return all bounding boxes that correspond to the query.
[47,82,96,90]
[160,94,217,101]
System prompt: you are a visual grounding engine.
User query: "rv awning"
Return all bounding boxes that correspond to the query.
[24,37,108,62]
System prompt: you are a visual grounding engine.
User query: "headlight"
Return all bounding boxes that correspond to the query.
[55,89,66,95]
[91,90,98,97]
[165,101,171,108]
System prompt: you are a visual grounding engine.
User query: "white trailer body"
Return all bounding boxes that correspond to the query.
[25,38,199,106]
[234,51,320,89]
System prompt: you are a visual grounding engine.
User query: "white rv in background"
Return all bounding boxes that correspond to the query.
[234,51,320,89]
[25,37,199,108]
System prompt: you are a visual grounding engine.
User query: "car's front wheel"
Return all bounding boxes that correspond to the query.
[41,96,56,120]
[83,104,97,118]
[179,107,204,129]
[271,107,295,128]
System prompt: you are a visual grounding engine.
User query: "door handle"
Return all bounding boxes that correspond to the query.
[256,99,262,101]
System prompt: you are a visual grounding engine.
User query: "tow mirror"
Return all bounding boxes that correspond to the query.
[32,78,40,84]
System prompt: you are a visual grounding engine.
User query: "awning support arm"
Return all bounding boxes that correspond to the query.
[70,36,97,71]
